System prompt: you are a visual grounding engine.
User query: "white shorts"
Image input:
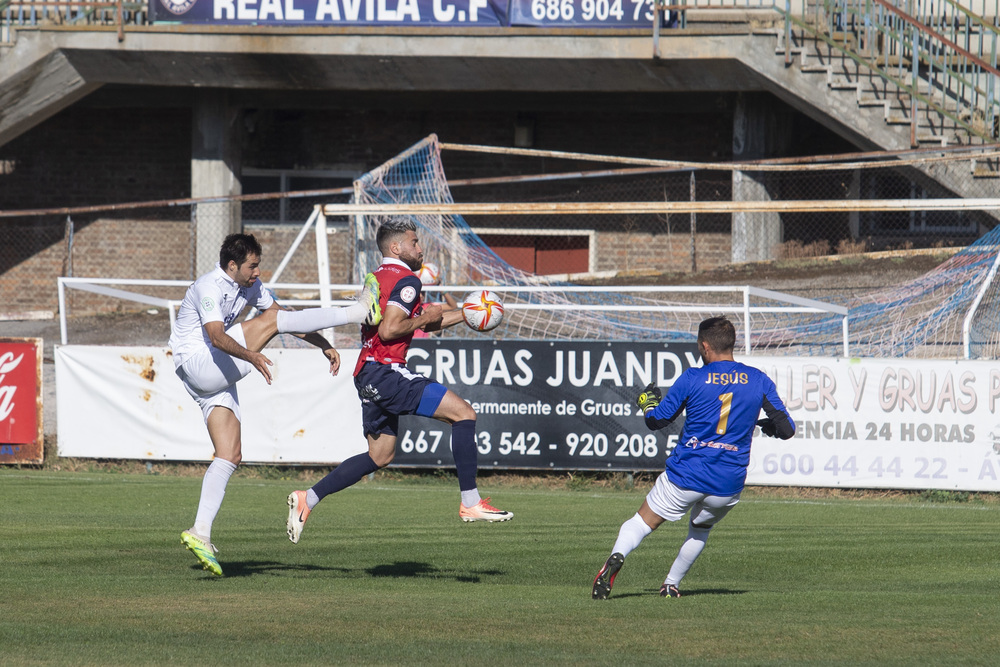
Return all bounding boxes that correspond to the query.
[174,323,253,423]
[645,472,740,527]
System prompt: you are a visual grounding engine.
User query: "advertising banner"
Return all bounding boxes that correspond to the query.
[54,343,1000,491]
[745,356,1000,491]
[0,337,44,464]
[146,0,670,26]
[395,339,696,469]
[150,0,507,26]
[507,0,661,28]
[56,346,369,463]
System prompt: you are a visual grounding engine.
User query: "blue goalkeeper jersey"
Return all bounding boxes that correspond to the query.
[648,359,793,496]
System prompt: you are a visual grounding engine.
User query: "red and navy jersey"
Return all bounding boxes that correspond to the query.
[354,258,423,376]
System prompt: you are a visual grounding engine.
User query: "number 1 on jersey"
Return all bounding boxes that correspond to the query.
[716,392,733,435]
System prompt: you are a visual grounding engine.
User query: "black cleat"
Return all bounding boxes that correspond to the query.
[660,583,681,598]
[592,552,625,600]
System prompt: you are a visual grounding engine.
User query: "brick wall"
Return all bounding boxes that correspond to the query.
[1,97,745,316]
[596,231,732,274]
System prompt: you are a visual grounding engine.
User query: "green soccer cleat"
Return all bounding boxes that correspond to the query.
[181,530,223,576]
[361,273,382,326]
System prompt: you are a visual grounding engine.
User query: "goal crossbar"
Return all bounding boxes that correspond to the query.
[322,199,1000,216]
[57,278,849,355]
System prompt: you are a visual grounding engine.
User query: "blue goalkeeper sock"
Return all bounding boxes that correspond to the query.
[310,453,380,503]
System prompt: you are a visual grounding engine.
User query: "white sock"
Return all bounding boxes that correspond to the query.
[665,524,711,586]
[276,305,365,334]
[192,458,238,541]
[306,488,320,510]
[461,489,482,508]
[611,513,653,557]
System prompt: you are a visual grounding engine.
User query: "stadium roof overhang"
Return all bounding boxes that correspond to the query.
[0,26,768,147]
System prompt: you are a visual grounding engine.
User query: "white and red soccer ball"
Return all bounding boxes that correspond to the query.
[417,262,441,285]
[462,290,504,332]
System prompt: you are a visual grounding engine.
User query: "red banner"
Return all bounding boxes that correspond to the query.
[0,337,43,464]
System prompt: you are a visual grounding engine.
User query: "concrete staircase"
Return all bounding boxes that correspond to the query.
[731,20,999,223]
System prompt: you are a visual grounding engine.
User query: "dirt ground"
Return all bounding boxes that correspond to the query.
[0,250,956,438]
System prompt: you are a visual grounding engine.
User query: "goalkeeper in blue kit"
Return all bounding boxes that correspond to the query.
[592,317,795,599]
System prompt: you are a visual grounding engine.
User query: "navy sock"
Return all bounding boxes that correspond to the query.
[311,453,380,502]
[451,419,479,492]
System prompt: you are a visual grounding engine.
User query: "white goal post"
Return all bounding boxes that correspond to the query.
[56,276,849,354]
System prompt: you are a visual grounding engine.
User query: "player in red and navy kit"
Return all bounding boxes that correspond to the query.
[285,218,512,544]
[592,316,795,599]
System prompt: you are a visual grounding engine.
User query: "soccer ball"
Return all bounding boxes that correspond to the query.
[417,262,441,285]
[462,290,504,332]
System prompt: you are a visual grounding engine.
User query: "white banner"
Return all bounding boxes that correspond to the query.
[55,346,1000,491]
[55,345,368,463]
[744,356,1000,491]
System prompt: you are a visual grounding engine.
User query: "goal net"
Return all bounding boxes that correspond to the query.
[348,135,1000,358]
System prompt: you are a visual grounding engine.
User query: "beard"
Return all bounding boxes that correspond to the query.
[400,253,423,272]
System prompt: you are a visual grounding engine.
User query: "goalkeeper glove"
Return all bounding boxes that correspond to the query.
[756,418,777,437]
[636,383,662,415]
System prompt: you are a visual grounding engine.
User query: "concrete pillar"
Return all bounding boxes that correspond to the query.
[848,169,861,240]
[731,93,789,263]
[192,90,242,275]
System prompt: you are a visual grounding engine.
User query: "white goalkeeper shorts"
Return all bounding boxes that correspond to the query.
[174,323,253,423]
[645,472,740,527]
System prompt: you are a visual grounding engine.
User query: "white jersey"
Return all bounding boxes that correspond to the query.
[168,264,274,368]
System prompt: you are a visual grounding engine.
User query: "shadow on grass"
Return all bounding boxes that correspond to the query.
[367,560,505,583]
[207,560,352,578]
[602,588,748,600]
[645,587,748,598]
[196,559,505,582]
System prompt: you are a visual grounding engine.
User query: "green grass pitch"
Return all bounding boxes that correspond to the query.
[2,471,999,665]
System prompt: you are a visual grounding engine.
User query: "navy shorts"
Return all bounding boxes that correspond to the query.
[354,361,448,438]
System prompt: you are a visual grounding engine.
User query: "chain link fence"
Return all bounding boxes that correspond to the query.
[1,149,997,324]
[447,151,996,278]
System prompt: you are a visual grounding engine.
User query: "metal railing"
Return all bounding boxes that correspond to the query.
[794,0,999,144]
[0,0,145,41]
[655,0,1000,145]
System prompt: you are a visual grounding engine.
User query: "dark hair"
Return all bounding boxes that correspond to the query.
[376,218,417,255]
[698,316,736,353]
[219,233,262,269]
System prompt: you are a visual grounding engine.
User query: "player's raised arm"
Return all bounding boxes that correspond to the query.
[756,387,795,439]
[636,381,686,430]
[422,306,465,332]
[379,299,461,339]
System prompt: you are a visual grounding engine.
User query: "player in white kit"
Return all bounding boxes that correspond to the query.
[169,233,381,576]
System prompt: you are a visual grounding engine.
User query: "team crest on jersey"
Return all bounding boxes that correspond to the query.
[400,286,417,303]
[160,0,196,14]
[201,297,215,312]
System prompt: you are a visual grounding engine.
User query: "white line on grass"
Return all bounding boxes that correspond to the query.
[745,498,999,512]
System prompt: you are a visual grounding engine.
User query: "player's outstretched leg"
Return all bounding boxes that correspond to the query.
[592,552,625,599]
[268,274,381,338]
[458,497,513,522]
[286,490,312,544]
[181,529,223,576]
